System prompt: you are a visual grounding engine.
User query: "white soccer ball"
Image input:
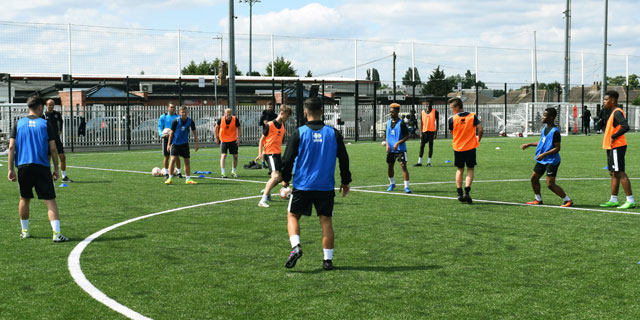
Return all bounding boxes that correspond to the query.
[173,168,179,175]
[152,167,162,177]
[381,141,387,146]
[279,187,292,199]
[162,128,171,136]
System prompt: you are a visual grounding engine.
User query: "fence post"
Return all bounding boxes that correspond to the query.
[354,80,359,142]
[626,85,629,115]
[504,83,507,135]
[69,75,74,152]
[178,77,183,106]
[475,82,479,115]
[373,81,377,141]
[271,77,275,105]
[444,102,448,139]
[321,80,325,121]
[280,80,285,106]
[295,80,304,127]
[126,76,131,150]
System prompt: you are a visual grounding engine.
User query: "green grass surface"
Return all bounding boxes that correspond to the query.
[2,133,640,319]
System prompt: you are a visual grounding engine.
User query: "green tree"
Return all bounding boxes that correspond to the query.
[246,71,261,76]
[366,68,381,87]
[306,70,313,77]
[422,66,450,96]
[182,59,241,76]
[402,67,421,86]
[608,74,639,89]
[265,56,297,77]
[492,89,506,97]
[632,96,640,105]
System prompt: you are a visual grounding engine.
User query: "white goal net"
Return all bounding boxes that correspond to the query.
[521,102,573,137]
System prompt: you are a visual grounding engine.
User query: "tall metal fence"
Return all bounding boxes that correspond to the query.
[2,103,639,152]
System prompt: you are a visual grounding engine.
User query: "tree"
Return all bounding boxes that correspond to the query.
[182,59,241,76]
[140,70,145,75]
[246,71,261,76]
[632,96,640,106]
[306,70,313,77]
[492,89,506,97]
[366,68,381,87]
[402,67,421,86]
[422,66,450,96]
[265,56,297,77]
[608,74,639,90]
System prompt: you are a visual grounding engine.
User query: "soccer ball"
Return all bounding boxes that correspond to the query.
[162,128,171,137]
[381,141,386,146]
[173,168,179,175]
[279,187,292,199]
[151,167,162,177]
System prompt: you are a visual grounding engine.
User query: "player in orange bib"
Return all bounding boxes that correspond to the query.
[599,90,634,209]
[414,101,439,167]
[448,98,483,204]
[256,105,292,208]
[215,108,242,178]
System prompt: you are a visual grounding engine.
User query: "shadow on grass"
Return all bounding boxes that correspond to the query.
[91,234,147,242]
[67,180,112,184]
[290,264,443,274]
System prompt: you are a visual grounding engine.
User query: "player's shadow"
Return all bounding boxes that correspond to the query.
[91,234,147,242]
[68,180,111,184]
[290,264,443,274]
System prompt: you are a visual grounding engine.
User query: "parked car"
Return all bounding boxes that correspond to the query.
[131,119,159,142]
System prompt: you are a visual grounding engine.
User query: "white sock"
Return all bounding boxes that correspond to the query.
[535,194,542,201]
[290,235,300,248]
[610,195,619,202]
[627,195,635,203]
[50,220,60,233]
[232,167,236,173]
[404,180,410,188]
[417,157,423,164]
[262,195,268,202]
[563,195,571,201]
[427,157,432,164]
[186,176,190,179]
[20,219,29,231]
[177,168,181,174]
[389,177,395,185]
[323,248,334,260]
[221,168,226,175]
[169,175,173,179]
[62,170,67,177]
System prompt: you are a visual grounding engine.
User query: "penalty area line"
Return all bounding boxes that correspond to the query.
[68,195,262,320]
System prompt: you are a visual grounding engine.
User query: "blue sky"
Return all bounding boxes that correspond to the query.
[1,0,639,85]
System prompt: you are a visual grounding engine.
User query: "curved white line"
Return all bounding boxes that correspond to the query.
[68,195,262,320]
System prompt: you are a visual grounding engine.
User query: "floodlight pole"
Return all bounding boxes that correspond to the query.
[563,0,571,102]
[601,0,608,105]
[229,0,236,112]
[240,0,260,76]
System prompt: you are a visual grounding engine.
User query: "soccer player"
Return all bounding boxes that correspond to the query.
[384,103,411,193]
[43,99,73,182]
[600,90,634,209]
[7,96,68,242]
[158,103,182,178]
[259,101,278,168]
[255,105,292,208]
[281,97,351,271]
[165,106,199,185]
[448,98,483,204]
[415,101,439,167]
[215,108,241,178]
[520,107,573,207]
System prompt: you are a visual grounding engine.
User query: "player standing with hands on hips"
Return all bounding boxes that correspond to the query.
[448,98,483,204]
[280,97,351,271]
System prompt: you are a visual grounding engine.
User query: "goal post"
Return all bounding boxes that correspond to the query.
[522,102,573,137]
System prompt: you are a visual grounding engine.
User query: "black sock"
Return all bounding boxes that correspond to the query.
[457,188,463,196]
[464,186,471,195]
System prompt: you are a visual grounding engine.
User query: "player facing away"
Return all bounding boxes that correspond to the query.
[520,108,573,207]
[43,99,73,182]
[600,90,635,209]
[281,97,351,271]
[448,98,483,204]
[215,108,241,178]
[384,103,411,193]
[255,105,292,208]
[158,103,182,178]
[415,101,439,167]
[7,96,68,242]
[165,106,199,185]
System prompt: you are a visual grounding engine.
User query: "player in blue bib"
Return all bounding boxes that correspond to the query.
[158,103,182,178]
[384,103,411,193]
[165,106,199,185]
[520,107,572,207]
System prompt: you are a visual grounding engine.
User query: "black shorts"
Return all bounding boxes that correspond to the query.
[47,136,64,155]
[162,137,170,157]
[221,141,238,154]
[386,151,407,163]
[421,131,435,144]
[533,162,560,177]
[288,189,335,217]
[607,146,626,172]
[170,143,190,158]
[17,165,56,200]
[454,148,477,168]
[265,154,282,173]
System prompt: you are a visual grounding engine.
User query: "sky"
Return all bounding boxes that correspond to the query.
[1,0,639,86]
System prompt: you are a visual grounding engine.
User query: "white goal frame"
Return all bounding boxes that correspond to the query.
[522,102,573,137]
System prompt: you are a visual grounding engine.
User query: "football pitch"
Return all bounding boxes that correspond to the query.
[3,134,640,319]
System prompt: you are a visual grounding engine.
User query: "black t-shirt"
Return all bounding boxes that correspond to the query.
[217,117,241,127]
[43,110,63,135]
[259,110,277,128]
[262,119,283,137]
[543,126,561,143]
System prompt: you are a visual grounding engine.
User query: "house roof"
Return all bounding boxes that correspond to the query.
[85,86,143,99]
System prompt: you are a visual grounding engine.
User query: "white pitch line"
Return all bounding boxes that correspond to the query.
[349,188,640,215]
[68,195,262,320]
[350,177,615,189]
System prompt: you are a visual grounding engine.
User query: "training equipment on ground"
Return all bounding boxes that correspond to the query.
[279,187,292,199]
[162,128,171,136]
[152,167,162,176]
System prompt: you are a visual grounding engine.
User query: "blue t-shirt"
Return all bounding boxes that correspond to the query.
[12,116,54,167]
[535,125,561,165]
[158,113,179,136]
[386,119,407,153]
[292,125,338,191]
[170,117,195,146]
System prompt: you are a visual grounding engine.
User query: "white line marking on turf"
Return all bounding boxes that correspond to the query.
[350,177,613,189]
[68,195,262,320]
